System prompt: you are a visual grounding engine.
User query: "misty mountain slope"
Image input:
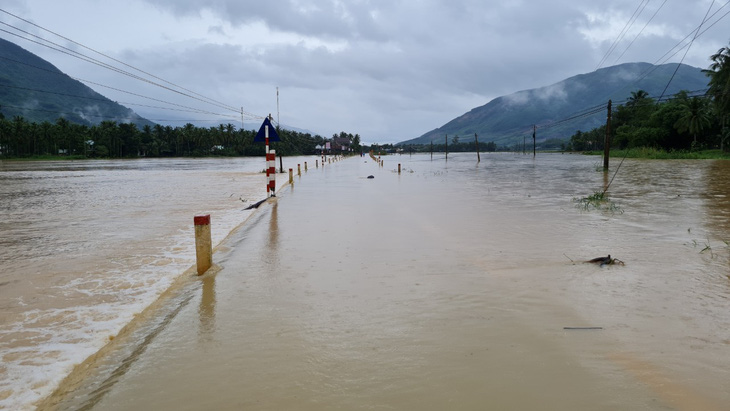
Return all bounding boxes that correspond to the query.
[0,38,152,126]
[401,62,709,146]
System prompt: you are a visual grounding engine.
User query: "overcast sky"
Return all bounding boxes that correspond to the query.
[1,0,728,143]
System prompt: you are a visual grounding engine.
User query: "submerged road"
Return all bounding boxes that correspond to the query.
[43,154,730,410]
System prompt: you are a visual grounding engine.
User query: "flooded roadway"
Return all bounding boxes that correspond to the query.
[5,153,730,410]
[0,157,312,410]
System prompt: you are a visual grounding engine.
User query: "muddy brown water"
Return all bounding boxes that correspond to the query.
[0,157,313,410]
[4,153,730,410]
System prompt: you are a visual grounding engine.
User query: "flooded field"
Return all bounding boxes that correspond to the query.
[3,153,730,410]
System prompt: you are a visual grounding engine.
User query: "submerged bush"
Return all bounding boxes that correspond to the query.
[574,191,623,214]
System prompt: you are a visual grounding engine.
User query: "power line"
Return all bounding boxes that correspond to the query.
[656,0,716,103]
[0,8,240,113]
[596,0,650,70]
[598,1,730,104]
[0,54,246,120]
[0,25,241,114]
[0,83,244,119]
[613,0,668,64]
[0,10,277,126]
[0,103,243,125]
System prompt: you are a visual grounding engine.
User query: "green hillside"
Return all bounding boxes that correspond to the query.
[0,38,152,127]
[400,62,709,147]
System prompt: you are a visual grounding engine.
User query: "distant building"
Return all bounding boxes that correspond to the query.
[332,137,350,152]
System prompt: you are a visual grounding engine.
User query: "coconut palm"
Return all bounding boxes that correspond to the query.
[674,96,712,147]
[705,46,730,114]
[627,90,650,107]
[704,45,730,150]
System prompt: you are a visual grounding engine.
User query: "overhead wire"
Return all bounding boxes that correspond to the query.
[655,0,716,103]
[429,0,729,147]
[0,103,241,124]
[0,53,258,123]
[1,4,728,141]
[613,0,668,64]
[0,24,241,114]
[0,83,243,120]
[0,8,275,126]
[0,52,265,125]
[0,37,265,124]
[618,0,730,96]
[0,8,240,113]
[596,0,650,70]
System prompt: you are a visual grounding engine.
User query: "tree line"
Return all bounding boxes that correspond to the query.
[395,138,499,154]
[567,45,730,152]
[0,115,362,158]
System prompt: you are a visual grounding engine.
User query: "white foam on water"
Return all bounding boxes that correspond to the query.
[0,157,277,410]
[0,204,255,410]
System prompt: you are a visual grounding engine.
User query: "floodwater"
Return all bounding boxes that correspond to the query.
[4,153,730,410]
[0,156,314,410]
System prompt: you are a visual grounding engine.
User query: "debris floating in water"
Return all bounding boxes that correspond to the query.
[244,198,269,210]
[585,255,624,266]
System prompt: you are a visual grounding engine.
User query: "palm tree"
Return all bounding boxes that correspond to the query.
[627,90,650,107]
[674,96,712,147]
[704,45,730,150]
[224,123,235,149]
[705,46,730,114]
[56,117,70,155]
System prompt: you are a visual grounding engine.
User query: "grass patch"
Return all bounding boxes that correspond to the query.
[574,191,623,214]
[583,148,730,160]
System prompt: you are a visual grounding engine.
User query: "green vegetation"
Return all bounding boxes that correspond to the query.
[582,148,730,159]
[566,45,730,157]
[574,191,622,214]
[0,38,365,159]
[400,62,709,147]
[395,139,499,154]
[0,115,362,158]
[0,38,152,127]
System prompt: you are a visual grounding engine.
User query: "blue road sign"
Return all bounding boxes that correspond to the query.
[254,117,281,142]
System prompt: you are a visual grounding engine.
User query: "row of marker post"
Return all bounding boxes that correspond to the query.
[194,149,344,276]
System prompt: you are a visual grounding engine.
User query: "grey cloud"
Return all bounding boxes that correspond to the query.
[7,0,728,142]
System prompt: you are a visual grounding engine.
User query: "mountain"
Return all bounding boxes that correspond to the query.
[400,62,710,146]
[0,38,153,127]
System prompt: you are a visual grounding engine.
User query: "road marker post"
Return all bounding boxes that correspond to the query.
[194,214,212,275]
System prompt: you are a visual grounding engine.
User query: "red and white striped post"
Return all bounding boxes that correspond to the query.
[267,149,276,196]
[265,124,276,197]
[194,214,212,275]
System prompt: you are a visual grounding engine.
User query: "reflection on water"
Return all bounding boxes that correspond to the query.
[199,275,216,339]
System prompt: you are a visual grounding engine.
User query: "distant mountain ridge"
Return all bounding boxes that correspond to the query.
[400,62,710,146]
[0,37,153,127]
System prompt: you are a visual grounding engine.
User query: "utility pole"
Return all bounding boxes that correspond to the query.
[445,134,448,161]
[533,125,536,157]
[276,88,283,173]
[475,133,480,162]
[603,100,612,170]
